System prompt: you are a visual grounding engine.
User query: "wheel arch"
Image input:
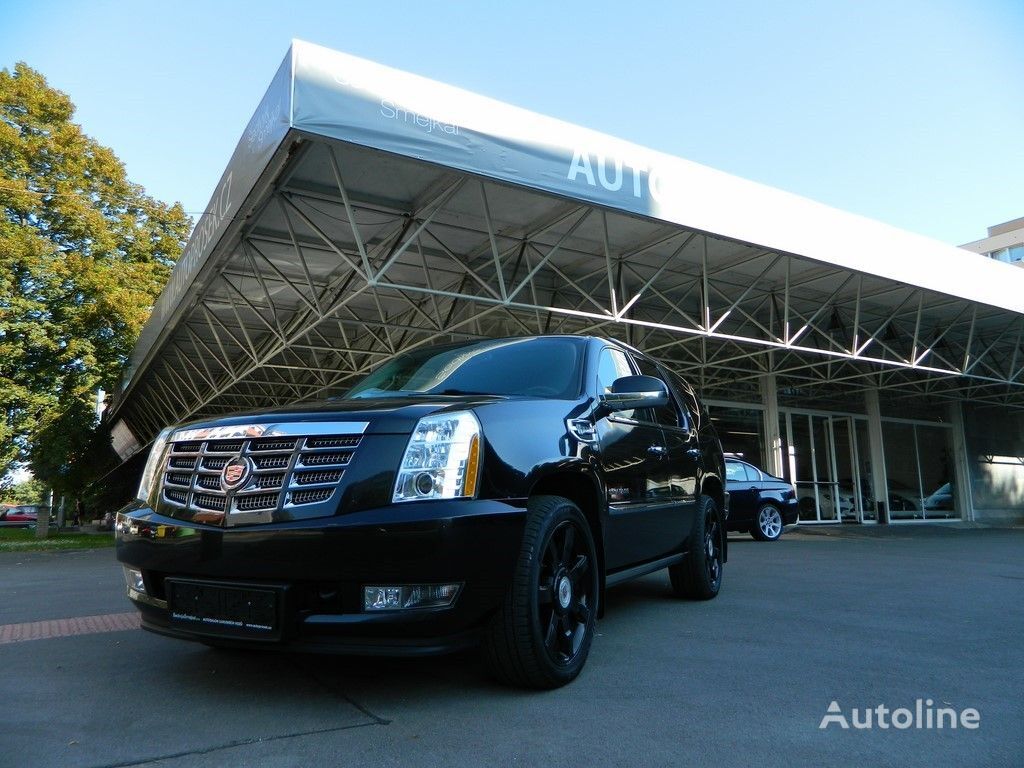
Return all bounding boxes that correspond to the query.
[528,469,607,617]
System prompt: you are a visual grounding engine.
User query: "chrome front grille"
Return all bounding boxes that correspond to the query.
[158,424,366,523]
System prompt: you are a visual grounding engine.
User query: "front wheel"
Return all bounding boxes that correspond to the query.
[751,503,783,541]
[669,496,723,600]
[484,495,599,689]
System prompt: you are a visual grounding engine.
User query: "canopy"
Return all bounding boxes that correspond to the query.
[107,40,1024,457]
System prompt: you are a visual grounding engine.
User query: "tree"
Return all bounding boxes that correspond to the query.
[0,476,45,506]
[0,63,191,494]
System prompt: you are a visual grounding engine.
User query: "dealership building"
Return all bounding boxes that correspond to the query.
[105,41,1024,525]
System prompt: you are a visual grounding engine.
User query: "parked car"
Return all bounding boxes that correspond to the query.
[725,458,799,540]
[923,483,954,513]
[0,505,40,527]
[117,335,728,689]
[800,478,920,521]
[841,477,920,519]
[798,486,855,520]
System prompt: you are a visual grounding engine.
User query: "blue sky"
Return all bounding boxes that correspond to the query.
[2,0,1022,246]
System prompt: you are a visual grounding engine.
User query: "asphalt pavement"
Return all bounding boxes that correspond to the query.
[1,525,1021,768]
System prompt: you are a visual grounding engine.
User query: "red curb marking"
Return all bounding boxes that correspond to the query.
[0,611,139,644]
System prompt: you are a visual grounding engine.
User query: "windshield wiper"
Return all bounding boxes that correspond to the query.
[434,388,496,396]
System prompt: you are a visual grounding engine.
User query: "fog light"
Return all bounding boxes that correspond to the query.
[363,583,462,611]
[123,567,146,596]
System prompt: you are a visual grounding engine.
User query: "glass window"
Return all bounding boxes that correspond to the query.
[915,425,955,519]
[346,337,585,399]
[631,356,680,428]
[882,422,920,520]
[709,405,764,467]
[662,369,696,431]
[725,460,747,482]
[596,347,632,394]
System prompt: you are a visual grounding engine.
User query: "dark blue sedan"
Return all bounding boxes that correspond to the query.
[725,458,799,541]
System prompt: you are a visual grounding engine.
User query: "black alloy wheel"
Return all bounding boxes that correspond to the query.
[703,514,722,589]
[669,495,723,600]
[537,519,593,664]
[484,495,599,689]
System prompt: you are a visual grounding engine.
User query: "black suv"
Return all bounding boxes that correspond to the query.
[117,335,727,688]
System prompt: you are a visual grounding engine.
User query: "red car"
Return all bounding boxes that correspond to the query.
[0,506,42,527]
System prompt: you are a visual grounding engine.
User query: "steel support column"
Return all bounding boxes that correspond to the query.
[947,401,974,522]
[759,373,783,479]
[864,388,889,524]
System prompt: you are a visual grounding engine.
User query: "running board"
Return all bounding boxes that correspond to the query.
[605,552,686,587]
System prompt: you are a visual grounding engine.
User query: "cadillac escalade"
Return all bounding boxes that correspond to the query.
[116,335,728,688]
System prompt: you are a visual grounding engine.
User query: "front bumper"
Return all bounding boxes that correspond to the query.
[116,498,527,655]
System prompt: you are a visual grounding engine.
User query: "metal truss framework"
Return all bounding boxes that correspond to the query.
[114,137,1024,442]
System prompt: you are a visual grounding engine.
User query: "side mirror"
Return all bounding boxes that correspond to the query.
[599,375,669,413]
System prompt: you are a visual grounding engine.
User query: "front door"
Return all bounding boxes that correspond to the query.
[593,346,675,569]
[597,415,673,568]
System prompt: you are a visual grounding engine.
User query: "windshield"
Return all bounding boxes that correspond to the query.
[346,337,586,400]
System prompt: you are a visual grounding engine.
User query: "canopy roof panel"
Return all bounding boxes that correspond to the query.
[108,41,1024,454]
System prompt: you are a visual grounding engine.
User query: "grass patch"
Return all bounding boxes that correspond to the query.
[0,527,115,552]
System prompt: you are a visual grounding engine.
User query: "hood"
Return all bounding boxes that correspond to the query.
[170,394,510,436]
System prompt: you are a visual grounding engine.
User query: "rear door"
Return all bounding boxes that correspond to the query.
[725,459,759,526]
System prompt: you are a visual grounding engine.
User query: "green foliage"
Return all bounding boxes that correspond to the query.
[0,476,46,505]
[0,62,191,493]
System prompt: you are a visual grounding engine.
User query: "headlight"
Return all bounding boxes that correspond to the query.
[393,411,481,502]
[137,427,175,502]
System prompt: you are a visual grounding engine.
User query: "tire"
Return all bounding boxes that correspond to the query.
[669,496,723,600]
[484,495,599,689]
[751,503,784,541]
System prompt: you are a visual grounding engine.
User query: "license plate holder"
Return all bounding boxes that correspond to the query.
[166,579,285,640]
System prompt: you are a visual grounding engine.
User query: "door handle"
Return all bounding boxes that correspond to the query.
[648,445,668,458]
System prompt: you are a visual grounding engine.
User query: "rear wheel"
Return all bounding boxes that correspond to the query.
[669,496,723,600]
[751,503,783,541]
[484,495,599,689]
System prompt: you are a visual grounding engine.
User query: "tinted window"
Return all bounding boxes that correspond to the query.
[662,369,699,430]
[596,347,633,394]
[347,337,585,399]
[726,460,758,482]
[725,461,746,482]
[631,356,681,428]
[596,347,637,419]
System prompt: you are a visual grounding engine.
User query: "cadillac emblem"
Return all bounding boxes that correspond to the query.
[221,457,251,490]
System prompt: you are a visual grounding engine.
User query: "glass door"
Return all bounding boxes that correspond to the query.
[781,412,869,523]
[830,416,869,522]
[785,413,841,522]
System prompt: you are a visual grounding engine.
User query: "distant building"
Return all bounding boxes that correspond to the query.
[961,216,1024,265]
